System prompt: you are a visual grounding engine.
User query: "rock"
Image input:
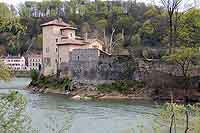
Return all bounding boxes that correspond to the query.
[72,95,81,100]
[81,96,92,100]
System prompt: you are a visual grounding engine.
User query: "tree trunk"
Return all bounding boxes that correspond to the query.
[109,27,115,53]
[169,112,174,133]
[103,29,107,51]
[174,10,178,47]
[185,110,189,133]
[169,14,173,54]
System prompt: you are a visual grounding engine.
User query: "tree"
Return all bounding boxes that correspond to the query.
[154,103,200,133]
[80,22,91,39]
[178,8,200,46]
[0,61,11,80]
[0,91,36,133]
[96,19,108,48]
[164,46,199,133]
[0,3,12,18]
[161,0,183,53]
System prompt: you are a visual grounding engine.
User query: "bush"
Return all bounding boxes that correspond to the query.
[31,75,72,91]
[97,80,145,93]
[30,70,39,81]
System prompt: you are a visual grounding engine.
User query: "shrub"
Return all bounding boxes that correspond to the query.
[97,80,145,93]
[30,69,39,81]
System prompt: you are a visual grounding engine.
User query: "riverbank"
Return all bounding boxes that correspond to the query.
[26,75,200,102]
[26,84,200,103]
[26,76,153,101]
[26,84,152,101]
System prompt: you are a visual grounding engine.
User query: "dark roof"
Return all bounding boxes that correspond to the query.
[57,39,88,45]
[60,26,77,30]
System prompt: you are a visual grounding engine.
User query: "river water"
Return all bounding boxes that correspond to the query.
[0,78,158,133]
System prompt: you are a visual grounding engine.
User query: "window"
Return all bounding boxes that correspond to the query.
[44,57,51,66]
[77,56,79,60]
[46,47,49,53]
[70,33,73,37]
[60,58,61,62]
[56,38,58,42]
[56,48,58,52]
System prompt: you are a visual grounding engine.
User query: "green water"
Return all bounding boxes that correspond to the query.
[0,78,158,133]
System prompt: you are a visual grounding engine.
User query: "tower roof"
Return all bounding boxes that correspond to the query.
[40,19,71,27]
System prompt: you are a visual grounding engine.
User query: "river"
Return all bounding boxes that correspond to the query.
[0,78,158,133]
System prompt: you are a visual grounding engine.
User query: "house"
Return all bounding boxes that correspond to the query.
[41,18,106,76]
[26,53,42,71]
[0,56,26,71]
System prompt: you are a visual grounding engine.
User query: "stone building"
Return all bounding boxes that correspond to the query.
[41,19,106,76]
[67,48,134,80]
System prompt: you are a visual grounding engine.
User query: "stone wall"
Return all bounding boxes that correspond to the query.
[61,49,135,80]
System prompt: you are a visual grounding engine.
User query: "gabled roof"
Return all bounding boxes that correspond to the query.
[40,19,71,27]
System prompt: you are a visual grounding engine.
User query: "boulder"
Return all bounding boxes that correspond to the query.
[72,95,81,100]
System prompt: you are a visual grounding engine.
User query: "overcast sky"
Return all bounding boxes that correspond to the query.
[0,0,199,8]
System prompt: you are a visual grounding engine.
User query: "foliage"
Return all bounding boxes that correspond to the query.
[0,0,199,57]
[164,47,198,63]
[163,46,199,78]
[154,103,200,133]
[30,69,39,81]
[178,9,200,46]
[0,17,26,55]
[0,61,12,80]
[97,80,145,93]
[0,91,72,133]
[31,75,72,91]
[0,3,13,18]
[0,91,36,133]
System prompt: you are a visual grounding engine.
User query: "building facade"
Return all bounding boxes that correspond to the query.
[27,53,42,71]
[67,48,134,80]
[41,19,106,76]
[0,56,26,71]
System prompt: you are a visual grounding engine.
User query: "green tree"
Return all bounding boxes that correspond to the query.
[0,61,11,80]
[0,91,36,133]
[0,3,12,18]
[178,9,200,46]
[163,46,199,133]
